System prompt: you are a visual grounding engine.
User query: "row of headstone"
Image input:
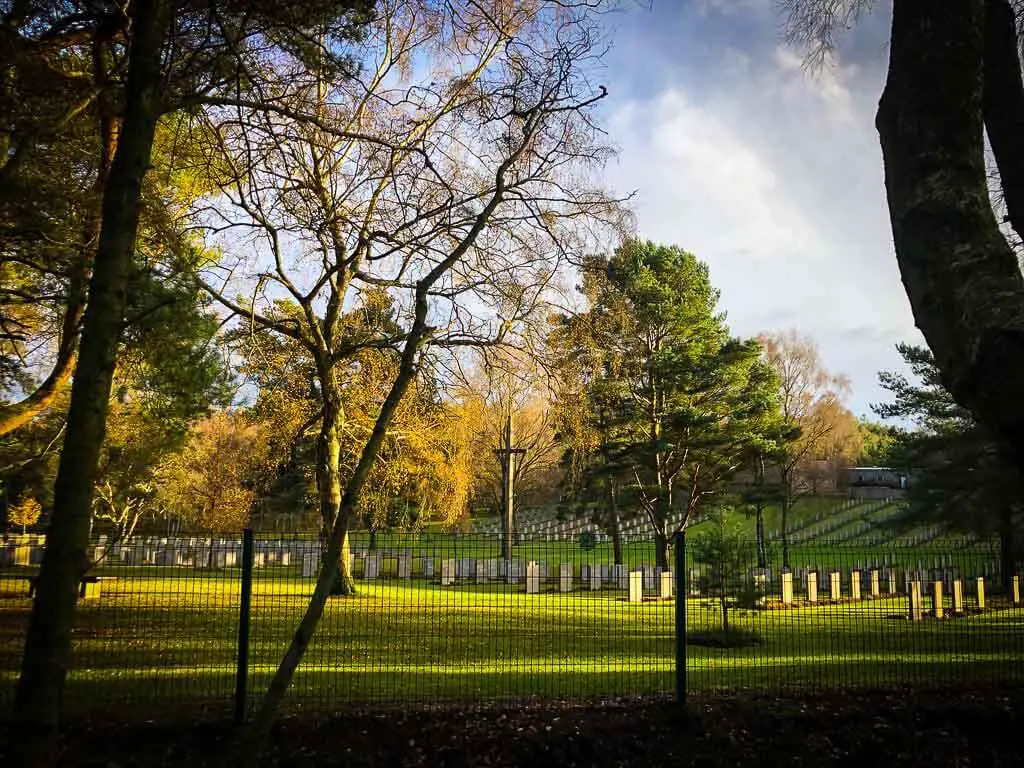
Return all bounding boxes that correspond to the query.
[904,576,1020,619]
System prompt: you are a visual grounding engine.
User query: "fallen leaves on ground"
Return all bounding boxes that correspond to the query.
[2,685,1022,767]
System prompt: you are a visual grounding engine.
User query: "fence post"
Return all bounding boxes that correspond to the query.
[673,530,686,707]
[234,528,254,725]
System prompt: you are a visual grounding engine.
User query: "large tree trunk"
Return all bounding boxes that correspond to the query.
[754,453,767,568]
[780,496,791,570]
[755,504,767,569]
[998,506,1017,593]
[877,0,1024,473]
[982,0,1024,245]
[247,312,432,758]
[610,511,623,566]
[654,528,669,570]
[11,2,168,762]
[317,391,356,597]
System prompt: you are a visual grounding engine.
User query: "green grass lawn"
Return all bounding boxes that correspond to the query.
[0,566,1021,721]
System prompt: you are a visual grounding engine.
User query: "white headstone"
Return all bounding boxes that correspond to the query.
[660,571,673,600]
[423,557,435,578]
[829,571,841,601]
[302,553,318,578]
[628,570,643,603]
[781,572,793,605]
[364,554,379,579]
[976,576,986,609]
[590,568,602,591]
[806,572,818,603]
[850,571,862,601]
[526,561,541,594]
[932,580,944,619]
[397,555,411,579]
[909,580,923,621]
[440,558,456,586]
[952,579,964,614]
[559,562,573,592]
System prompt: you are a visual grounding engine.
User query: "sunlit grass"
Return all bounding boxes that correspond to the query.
[0,570,1021,719]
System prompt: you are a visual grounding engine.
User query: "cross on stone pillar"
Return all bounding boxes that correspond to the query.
[494,410,526,562]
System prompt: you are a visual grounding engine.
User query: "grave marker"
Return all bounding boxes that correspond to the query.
[628,570,643,603]
[301,553,318,578]
[976,577,986,609]
[364,554,379,580]
[850,570,861,601]
[660,571,673,600]
[806,572,818,603]
[781,571,794,606]
[952,579,964,614]
[869,569,880,599]
[526,562,541,594]
[1013,575,1021,606]
[12,545,30,567]
[932,581,944,619]
[829,571,841,601]
[440,559,456,586]
[559,563,573,592]
[909,581,923,621]
[590,568,602,591]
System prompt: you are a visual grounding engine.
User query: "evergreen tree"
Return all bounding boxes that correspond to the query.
[875,343,1023,589]
[554,239,780,568]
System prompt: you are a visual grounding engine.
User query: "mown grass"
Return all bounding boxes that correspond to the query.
[0,567,1021,721]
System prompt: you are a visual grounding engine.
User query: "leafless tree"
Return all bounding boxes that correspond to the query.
[191,0,625,748]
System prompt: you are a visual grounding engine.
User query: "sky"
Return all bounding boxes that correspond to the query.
[594,0,916,419]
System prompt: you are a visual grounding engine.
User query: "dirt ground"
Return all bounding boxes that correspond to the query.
[4,685,1022,766]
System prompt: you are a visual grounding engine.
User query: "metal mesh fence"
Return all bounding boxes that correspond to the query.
[0,530,1022,721]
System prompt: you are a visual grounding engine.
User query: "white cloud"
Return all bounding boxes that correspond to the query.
[773,47,857,123]
[602,42,922,416]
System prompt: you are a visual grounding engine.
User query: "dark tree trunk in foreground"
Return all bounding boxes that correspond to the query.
[654,529,669,570]
[877,0,1024,474]
[11,1,169,762]
[998,507,1017,593]
[982,0,1024,245]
